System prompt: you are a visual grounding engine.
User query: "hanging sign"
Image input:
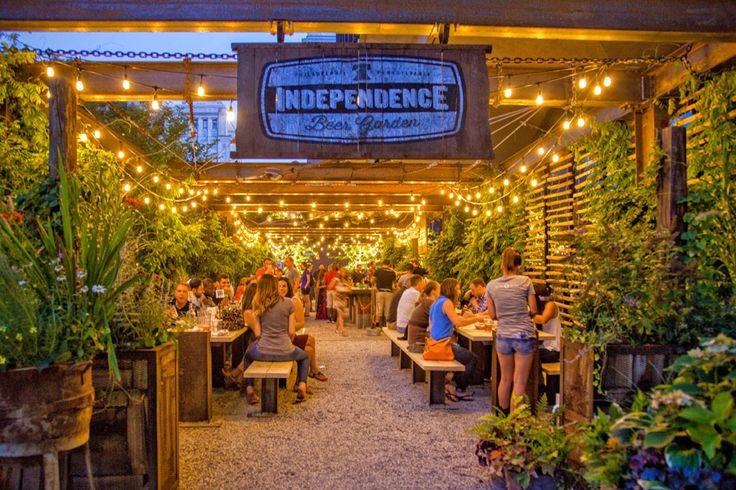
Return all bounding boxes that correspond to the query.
[232,44,492,160]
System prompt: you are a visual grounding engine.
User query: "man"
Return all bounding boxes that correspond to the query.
[410,258,428,277]
[300,262,312,317]
[323,263,339,323]
[188,278,214,316]
[284,256,301,293]
[214,273,233,306]
[351,264,365,285]
[396,262,415,289]
[168,282,192,318]
[372,260,396,327]
[396,275,424,338]
[255,258,274,279]
[463,277,488,313]
[386,279,407,330]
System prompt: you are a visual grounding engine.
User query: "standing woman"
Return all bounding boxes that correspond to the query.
[241,275,311,404]
[486,248,538,412]
[428,278,485,401]
[329,267,351,336]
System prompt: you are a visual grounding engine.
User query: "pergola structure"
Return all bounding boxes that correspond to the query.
[3,1,736,247]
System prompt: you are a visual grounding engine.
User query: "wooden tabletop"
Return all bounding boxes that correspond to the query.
[349,288,373,294]
[210,327,249,344]
[456,325,555,343]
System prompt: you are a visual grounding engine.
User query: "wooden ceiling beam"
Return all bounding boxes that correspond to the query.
[3,1,736,42]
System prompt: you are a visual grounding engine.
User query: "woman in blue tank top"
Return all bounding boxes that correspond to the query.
[429,278,487,401]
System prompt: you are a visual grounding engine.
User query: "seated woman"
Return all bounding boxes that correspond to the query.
[277,277,328,383]
[406,280,440,347]
[428,278,486,401]
[533,283,561,363]
[241,275,311,404]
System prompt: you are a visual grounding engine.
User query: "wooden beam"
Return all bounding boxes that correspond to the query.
[651,42,736,98]
[3,1,736,42]
[48,76,77,177]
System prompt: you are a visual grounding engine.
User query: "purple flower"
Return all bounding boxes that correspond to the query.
[623,296,641,308]
[91,284,106,294]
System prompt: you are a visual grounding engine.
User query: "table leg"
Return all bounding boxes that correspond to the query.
[468,339,486,385]
[412,363,425,383]
[525,347,540,413]
[261,378,279,414]
[490,345,499,411]
[429,371,446,405]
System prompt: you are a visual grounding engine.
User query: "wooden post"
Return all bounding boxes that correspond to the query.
[657,126,687,238]
[48,76,77,178]
[634,105,667,183]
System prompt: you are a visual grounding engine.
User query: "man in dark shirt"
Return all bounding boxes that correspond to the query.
[373,260,396,327]
[387,284,407,332]
[410,258,428,276]
[168,282,192,318]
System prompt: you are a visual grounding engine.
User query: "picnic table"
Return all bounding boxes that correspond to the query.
[210,327,249,388]
[348,287,373,327]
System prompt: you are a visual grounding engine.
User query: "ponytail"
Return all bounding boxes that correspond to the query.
[501,247,520,274]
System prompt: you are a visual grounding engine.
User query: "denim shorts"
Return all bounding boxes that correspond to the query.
[496,337,536,356]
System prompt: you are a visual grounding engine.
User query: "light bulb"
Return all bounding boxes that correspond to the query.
[171,207,177,213]
[245,195,250,201]
[143,197,150,204]
[197,76,205,97]
[136,165,143,173]
[593,84,602,96]
[258,207,263,214]
[486,209,491,217]
[279,200,284,206]
[464,205,469,212]
[552,154,560,163]
[603,75,612,87]
[448,192,454,199]
[578,77,587,89]
[117,150,124,159]
[421,198,426,205]
[503,179,510,186]
[537,147,545,156]
[563,120,571,130]
[497,205,503,213]
[79,133,88,142]
[440,189,445,195]
[152,175,159,183]
[182,205,188,212]
[455,200,460,206]
[475,192,481,199]
[227,104,235,122]
[520,165,527,173]
[344,202,349,208]
[46,90,51,99]
[472,209,478,216]
[165,183,171,190]
[503,86,512,98]
[512,195,519,203]
[226,197,231,203]
[535,91,544,105]
[75,78,84,91]
[93,130,101,139]
[577,116,585,127]
[489,187,495,194]
[191,202,197,209]
[158,203,165,211]
[378,199,383,206]
[46,66,55,77]
[531,179,538,187]
[188,189,194,196]
[410,194,415,202]
[201,195,207,201]
[151,98,159,110]
[123,183,131,192]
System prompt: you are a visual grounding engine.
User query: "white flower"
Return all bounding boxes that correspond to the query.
[54,264,64,273]
[56,275,66,282]
[91,284,106,294]
[79,285,89,293]
[76,270,87,280]
[18,280,26,286]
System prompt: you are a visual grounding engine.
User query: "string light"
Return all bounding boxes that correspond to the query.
[117,149,125,159]
[535,84,543,105]
[464,205,469,212]
[93,129,101,139]
[440,189,445,195]
[165,183,171,190]
[603,75,612,87]
[191,202,197,209]
[531,179,538,187]
[79,133,88,142]
[46,65,55,77]
[158,203,165,211]
[497,205,503,213]
[171,207,177,214]
[136,164,143,173]
[489,186,495,194]
[454,200,460,206]
[378,199,383,206]
[471,209,478,216]
[512,195,519,203]
[152,175,159,183]
[410,193,415,202]
[143,197,150,204]
[503,178,510,186]
[503,78,512,98]
[448,192,454,199]
[123,183,131,192]
[486,209,492,217]
[537,146,545,156]
[151,87,160,110]
[475,191,481,199]
[197,75,205,96]
[122,66,130,90]
[578,76,587,89]
[227,101,235,122]
[226,197,231,203]
[563,120,571,130]
[593,84,602,96]
[258,207,263,213]
[75,73,84,91]
[552,153,560,163]
[577,116,586,127]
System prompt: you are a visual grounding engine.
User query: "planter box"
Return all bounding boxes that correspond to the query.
[488,473,558,490]
[561,339,677,422]
[72,342,179,489]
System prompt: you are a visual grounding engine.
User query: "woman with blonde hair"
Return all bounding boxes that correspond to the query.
[486,248,538,413]
[241,275,310,404]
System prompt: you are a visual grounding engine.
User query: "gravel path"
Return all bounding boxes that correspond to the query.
[180,317,492,489]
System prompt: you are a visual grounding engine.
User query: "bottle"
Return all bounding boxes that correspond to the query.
[186,307,197,328]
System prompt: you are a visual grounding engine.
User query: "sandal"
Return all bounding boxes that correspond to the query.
[292,383,314,394]
[445,391,459,402]
[310,371,328,382]
[246,390,260,406]
[455,391,475,401]
[295,385,307,403]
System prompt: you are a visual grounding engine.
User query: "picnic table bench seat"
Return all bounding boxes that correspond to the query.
[243,361,293,413]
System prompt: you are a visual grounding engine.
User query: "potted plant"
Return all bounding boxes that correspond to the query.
[0,166,136,479]
[581,334,736,489]
[472,399,579,489]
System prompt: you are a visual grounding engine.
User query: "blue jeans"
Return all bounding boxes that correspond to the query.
[451,343,478,390]
[243,344,310,388]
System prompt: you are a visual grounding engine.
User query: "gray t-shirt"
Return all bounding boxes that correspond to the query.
[285,267,301,289]
[257,298,295,355]
[486,275,535,339]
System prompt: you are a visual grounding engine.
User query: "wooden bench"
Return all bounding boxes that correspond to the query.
[541,362,561,404]
[243,361,293,413]
[382,327,464,405]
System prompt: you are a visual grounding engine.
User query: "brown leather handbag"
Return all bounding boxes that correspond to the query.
[423,337,455,361]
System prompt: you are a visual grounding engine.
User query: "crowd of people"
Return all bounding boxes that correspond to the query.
[166,250,560,409]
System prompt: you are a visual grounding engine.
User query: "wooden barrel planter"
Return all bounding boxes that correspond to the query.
[0,361,94,489]
[561,339,677,422]
[71,342,179,490]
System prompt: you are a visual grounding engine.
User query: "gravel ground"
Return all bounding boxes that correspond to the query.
[180,317,492,489]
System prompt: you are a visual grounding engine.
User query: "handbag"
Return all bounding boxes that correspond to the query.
[423,337,454,361]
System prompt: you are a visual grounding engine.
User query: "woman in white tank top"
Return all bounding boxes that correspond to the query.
[533,283,561,363]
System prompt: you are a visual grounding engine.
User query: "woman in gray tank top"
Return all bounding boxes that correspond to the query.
[485,248,538,413]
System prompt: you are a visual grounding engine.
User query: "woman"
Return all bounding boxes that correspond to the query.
[486,248,538,412]
[329,267,351,336]
[241,275,310,404]
[533,283,561,363]
[428,278,485,401]
[277,277,328,383]
[407,280,440,346]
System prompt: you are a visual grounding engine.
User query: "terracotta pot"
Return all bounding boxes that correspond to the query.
[0,361,94,457]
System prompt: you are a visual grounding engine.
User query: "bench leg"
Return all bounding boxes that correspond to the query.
[261,378,279,414]
[429,371,446,405]
[412,363,426,383]
[399,350,411,369]
[390,342,399,357]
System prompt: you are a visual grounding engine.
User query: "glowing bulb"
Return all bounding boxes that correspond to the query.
[258,207,263,214]
[421,198,426,205]
[188,189,194,196]
[143,197,150,204]
[152,175,159,183]
[93,130,101,139]
[503,86,512,98]
[151,98,160,110]
[79,133,88,142]
[489,187,495,194]
[201,195,207,201]
[46,90,51,99]
[123,183,131,192]
[344,202,349,208]
[577,116,585,127]
[503,179,510,186]
[464,205,469,212]
[520,165,527,173]
[46,66,55,77]
[226,104,235,122]
[448,192,454,199]
[486,209,492,216]
[122,78,130,90]
[319,223,324,228]
[578,77,587,89]
[538,147,545,156]
[370,218,375,224]
[226,197,231,203]
[531,179,538,187]
[117,150,125,159]
[497,205,503,213]
[171,207,177,213]
[512,195,519,203]
[378,199,383,206]
[182,205,188,212]
[440,189,445,195]
[165,183,171,190]
[410,194,415,202]
[455,200,460,206]
[245,195,250,201]
[603,75,612,87]
[279,200,284,206]
[475,192,481,199]
[75,77,84,91]
[466,194,471,200]
[191,202,197,209]
[472,209,478,216]
[563,120,571,130]
[535,91,544,105]
[197,76,205,97]
[593,84,602,96]
[158,203,165,211]
[133,165,141,173]
[552,153,560,163]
